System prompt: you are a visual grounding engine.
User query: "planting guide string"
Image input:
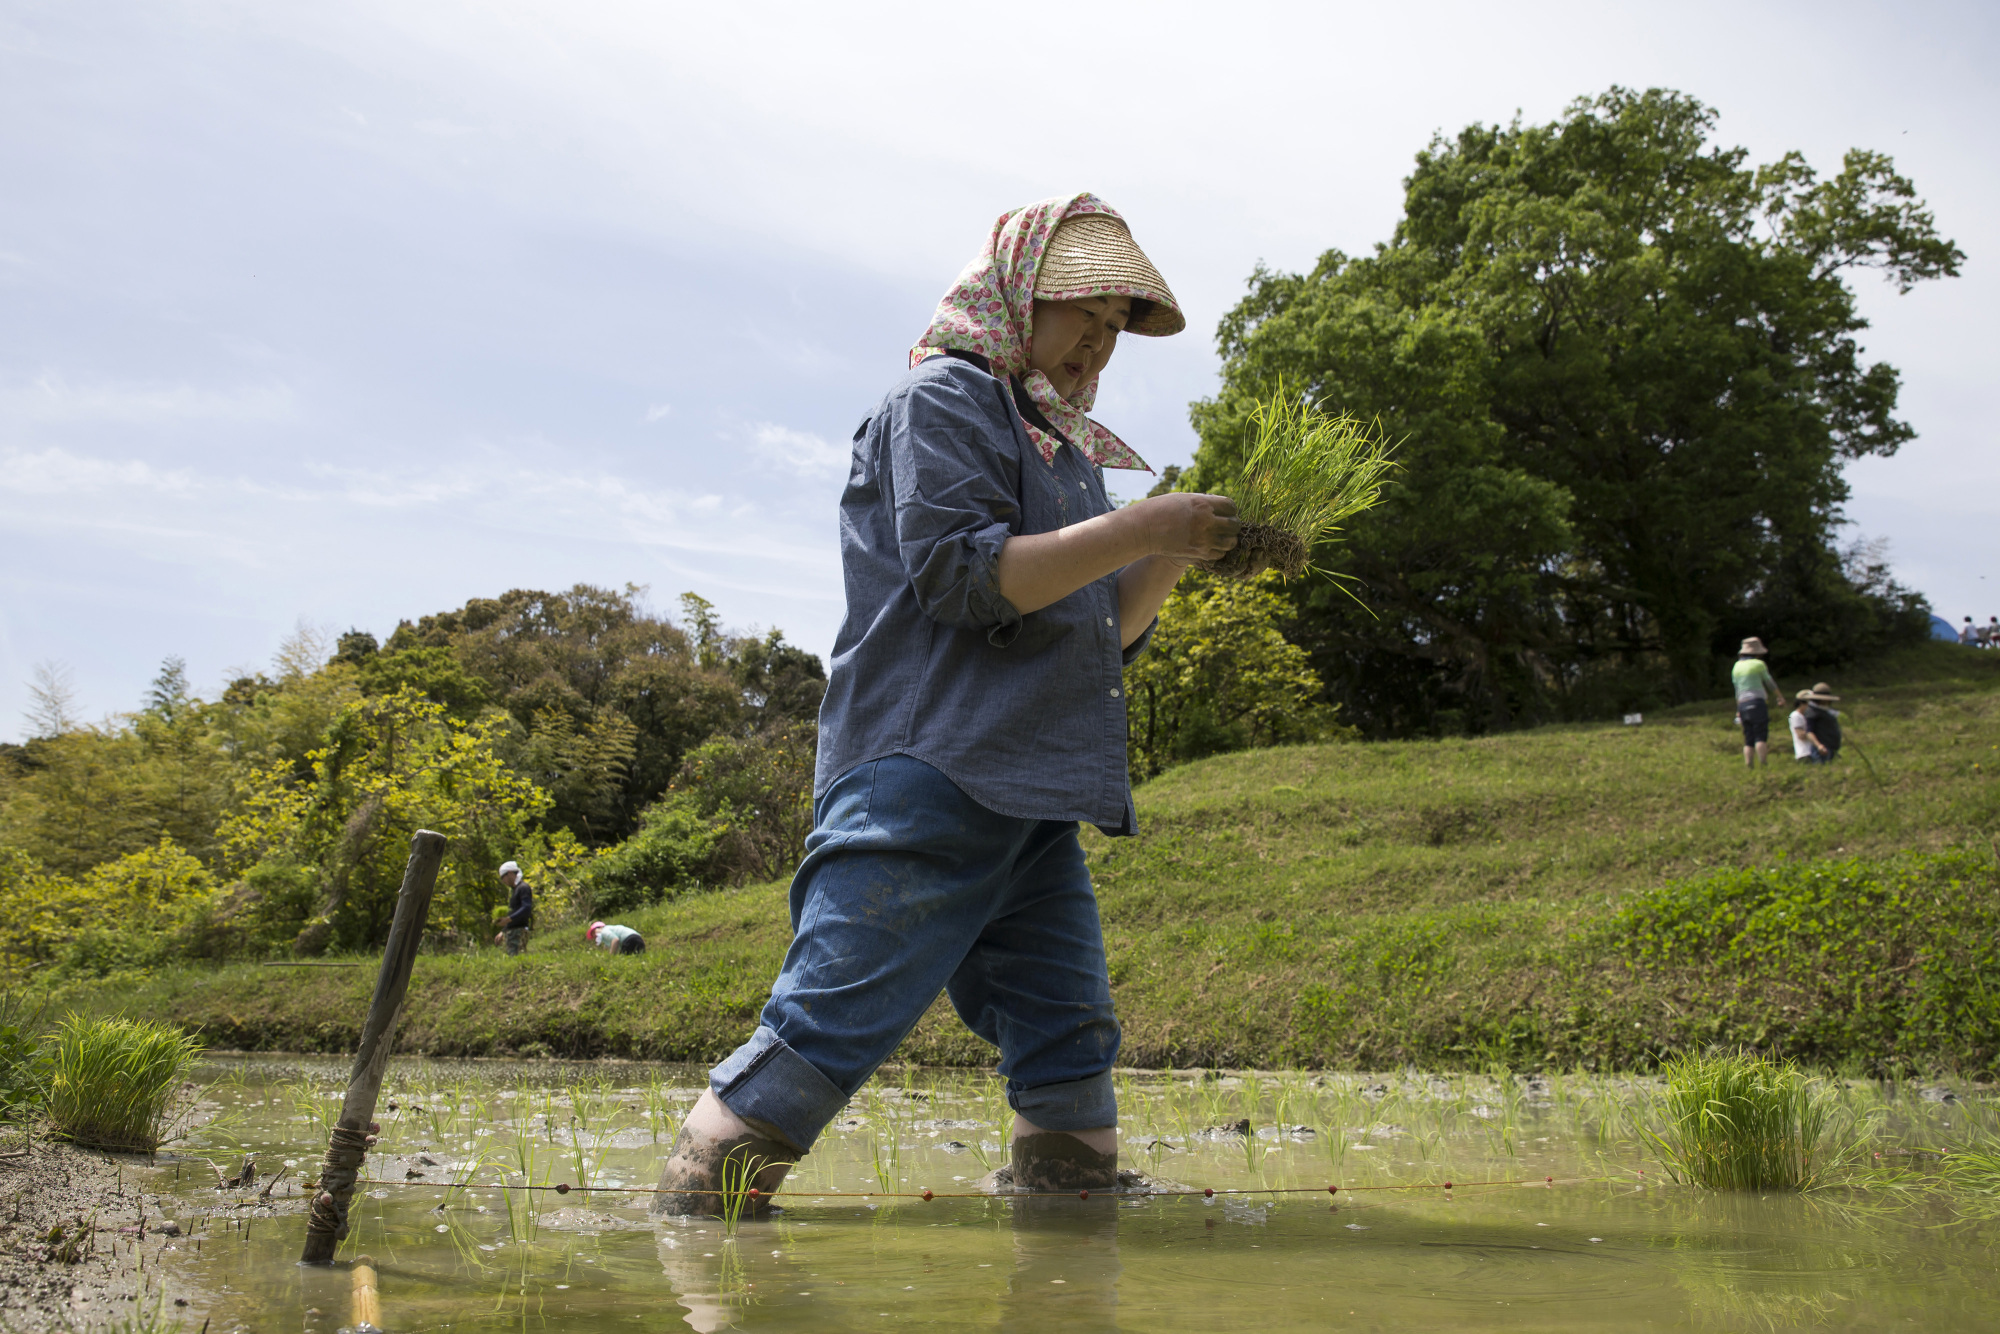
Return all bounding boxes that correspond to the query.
[347,1172,1620,1204]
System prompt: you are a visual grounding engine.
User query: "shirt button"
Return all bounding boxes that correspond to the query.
[1105,616,1114,627]
[1109,688,1120,698]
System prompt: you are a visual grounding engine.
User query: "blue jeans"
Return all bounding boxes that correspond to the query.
[708,755,1121,1152]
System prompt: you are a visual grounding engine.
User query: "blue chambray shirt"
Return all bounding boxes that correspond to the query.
[814,352,1155,836]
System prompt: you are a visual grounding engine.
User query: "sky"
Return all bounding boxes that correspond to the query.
[2,0,1994,737]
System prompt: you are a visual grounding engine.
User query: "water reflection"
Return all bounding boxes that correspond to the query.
[1000,1198,1121,1331]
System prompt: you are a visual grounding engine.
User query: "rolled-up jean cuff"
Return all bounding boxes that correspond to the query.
[1006,1071,1117,1131]
[710,1026,846,1154]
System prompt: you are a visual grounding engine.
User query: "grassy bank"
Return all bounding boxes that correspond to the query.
[47,643,2000,1074]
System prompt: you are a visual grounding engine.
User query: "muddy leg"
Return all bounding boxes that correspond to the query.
[650,1091,800,1218]
[1009,1118,1117,1193]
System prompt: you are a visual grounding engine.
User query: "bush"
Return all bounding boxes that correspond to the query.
[1614,851,2000,1072]
[581,722,815,912]
[43,1015,204,1151]
[1125,570,1343,781]
[585,804,725,915]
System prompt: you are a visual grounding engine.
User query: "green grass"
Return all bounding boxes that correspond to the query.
[1650,1051,1832,1190]
[41,641,2000,1074]
[43,1015,204,1151]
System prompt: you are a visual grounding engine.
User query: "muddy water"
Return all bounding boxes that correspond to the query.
[147,1059,1999,1332]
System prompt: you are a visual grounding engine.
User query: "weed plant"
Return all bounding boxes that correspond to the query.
[43,1015,203,1151]
[1652,1051,1831,1190]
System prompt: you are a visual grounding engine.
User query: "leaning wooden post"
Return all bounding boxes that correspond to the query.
[300,829,446,1265]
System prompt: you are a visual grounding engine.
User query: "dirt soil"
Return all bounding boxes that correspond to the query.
[1196,521,1310,579]
[0,1137,198,1332]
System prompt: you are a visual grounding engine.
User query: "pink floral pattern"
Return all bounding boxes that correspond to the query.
[911,193,1161,472]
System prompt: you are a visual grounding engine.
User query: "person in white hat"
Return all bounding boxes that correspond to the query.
[492,860,533,955]
[649,194,1249,1217]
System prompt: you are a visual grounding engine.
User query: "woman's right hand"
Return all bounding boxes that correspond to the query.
[1144,492,1241,563]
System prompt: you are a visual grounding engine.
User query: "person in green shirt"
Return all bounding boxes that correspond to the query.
[1730,637,1787,768]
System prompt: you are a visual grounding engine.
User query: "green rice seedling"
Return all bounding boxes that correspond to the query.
[1236,1075,1262,1130]
[43,1016,203,1152]
[1650,1051,1831,1191]
[641,1077,680,1144]
[719,1144,788,1238]
[1197,380,1396,580]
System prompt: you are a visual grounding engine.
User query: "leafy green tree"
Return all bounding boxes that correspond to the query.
[221,687,556,951]
[1189,87,1959,733]
[1125,571,1339,781]
[384,584,820,842]
[1,658,235,874]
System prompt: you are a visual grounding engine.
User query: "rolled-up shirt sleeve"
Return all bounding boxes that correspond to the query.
[1121,616,1157,665]
[886,377,1026,645]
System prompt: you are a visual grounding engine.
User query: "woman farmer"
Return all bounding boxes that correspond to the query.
[650,194,1250,1214]
[1731,637,1787,769]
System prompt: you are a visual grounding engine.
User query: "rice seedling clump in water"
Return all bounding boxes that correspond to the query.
[43,1015,204,1152]
[1197,381,1396,580]
[1652,1051,1830,1191]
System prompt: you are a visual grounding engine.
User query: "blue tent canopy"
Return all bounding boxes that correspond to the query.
[1932,614,1967,642]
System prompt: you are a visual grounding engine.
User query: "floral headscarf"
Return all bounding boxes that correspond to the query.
[911,193,1169,472]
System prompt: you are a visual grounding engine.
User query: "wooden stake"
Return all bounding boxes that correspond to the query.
[299,830,446,1264]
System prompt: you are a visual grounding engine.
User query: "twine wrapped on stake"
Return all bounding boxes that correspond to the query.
[1197,381,1397,582]
[299,829,447,1266]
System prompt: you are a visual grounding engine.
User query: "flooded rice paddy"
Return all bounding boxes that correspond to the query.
[144,1059,1998,1332]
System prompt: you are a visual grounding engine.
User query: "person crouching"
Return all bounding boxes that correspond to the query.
[586,921,646,955]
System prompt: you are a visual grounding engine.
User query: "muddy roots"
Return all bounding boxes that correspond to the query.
[1196,522,1310,580]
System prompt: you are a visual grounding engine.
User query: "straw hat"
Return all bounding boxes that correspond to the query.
[1738,637,1768,656]
[1033,215,1185,336]
[1798,682,1841,703]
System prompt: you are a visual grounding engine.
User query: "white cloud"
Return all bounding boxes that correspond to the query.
[749,422,848,480]
[0,374,295,425]
[645,403,671,422]
[0,447,195,496]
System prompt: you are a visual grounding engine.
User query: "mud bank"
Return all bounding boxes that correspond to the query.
[0,1138,198,1333]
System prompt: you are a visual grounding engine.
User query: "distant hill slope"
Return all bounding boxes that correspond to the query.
[54,643,2000,1073]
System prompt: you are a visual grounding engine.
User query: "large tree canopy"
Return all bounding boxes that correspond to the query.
[1187,88,1958,734]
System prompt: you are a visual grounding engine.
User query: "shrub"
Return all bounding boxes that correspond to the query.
[43,1015,204,1151]
[585,804,726,915]
[1650,1050,1831,1190]
[1125,571,1343,781]
[1613,851,2000,1072]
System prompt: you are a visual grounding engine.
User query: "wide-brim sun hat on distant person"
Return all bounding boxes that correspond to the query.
[911,193,1183,474]
[1798,682,1841,703]
[586,921,605,942]
[1739,637,1768,656]
[498,860,521,878]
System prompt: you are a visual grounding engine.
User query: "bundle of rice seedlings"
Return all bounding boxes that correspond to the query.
[1197,382,1396,580]
[43,1015,204,1152]
[1649,1051,1831,1191]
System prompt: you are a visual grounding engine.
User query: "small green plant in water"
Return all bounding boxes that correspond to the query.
[43,1016,203,1152]
[1651,1051,1830,1190]
[718,1145,787,1238]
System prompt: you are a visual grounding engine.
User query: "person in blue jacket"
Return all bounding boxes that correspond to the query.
[650,194,1253,1216]
[492,860,533,955]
